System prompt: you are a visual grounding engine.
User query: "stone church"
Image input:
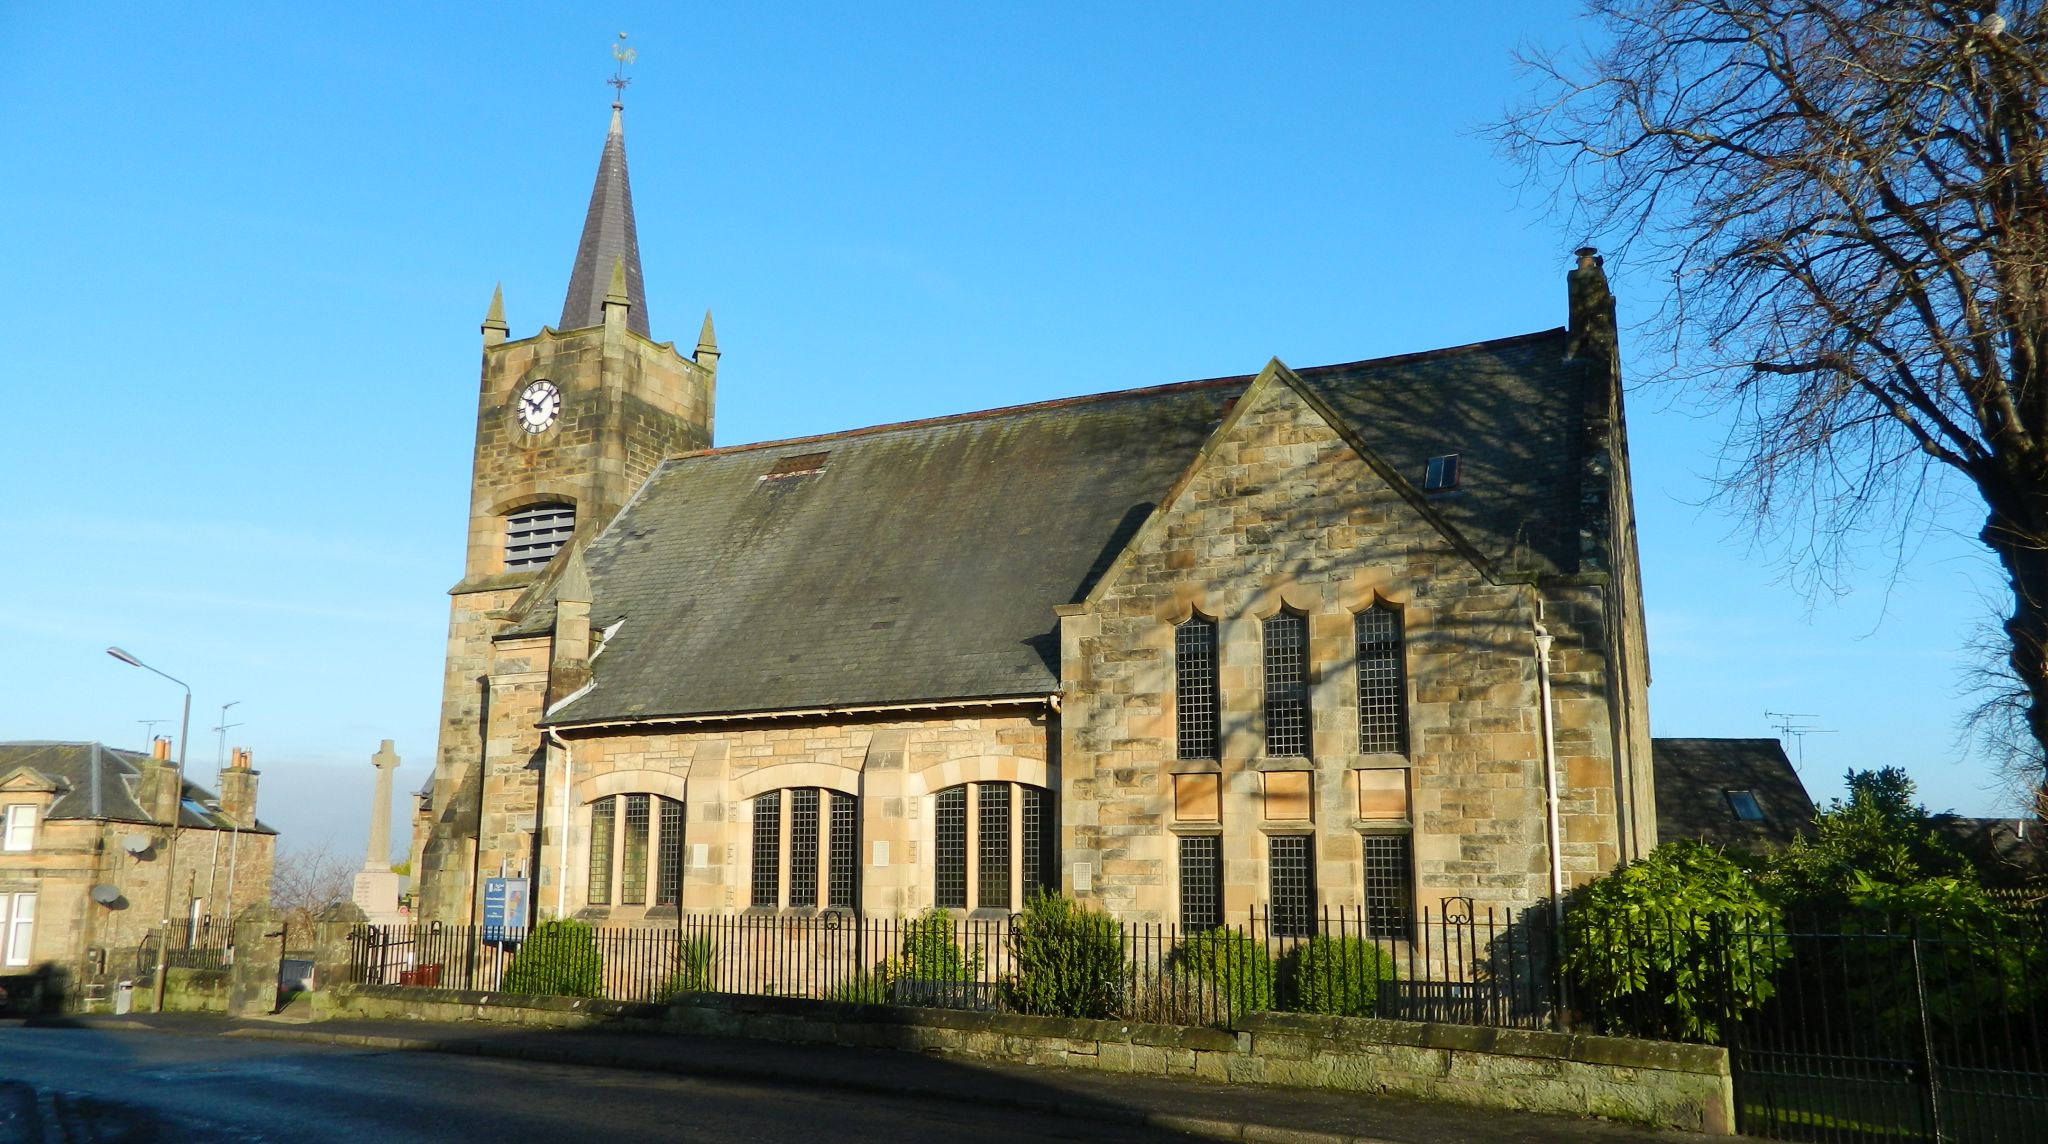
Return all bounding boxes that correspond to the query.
[414,101,1656,938]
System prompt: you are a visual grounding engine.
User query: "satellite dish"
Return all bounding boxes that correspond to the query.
[90,884,122,905]
[121,834,151,854]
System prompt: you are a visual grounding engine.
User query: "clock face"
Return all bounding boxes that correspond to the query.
[517,380,562,434]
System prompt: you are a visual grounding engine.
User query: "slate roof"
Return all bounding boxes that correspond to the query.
[0,741,274,833]
[558,105,650,337]
[535,328,1596,725]
[1652,738,1815,852]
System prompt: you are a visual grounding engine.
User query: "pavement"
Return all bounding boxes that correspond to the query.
[12,1012,1720,1143]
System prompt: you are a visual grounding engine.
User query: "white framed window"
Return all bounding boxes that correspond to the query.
[1,893,33,966]
[1,805,34,852]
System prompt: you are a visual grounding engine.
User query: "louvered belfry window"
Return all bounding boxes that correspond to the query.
[1176,615,1220,760]
[504,503,576,570]
[1356,605,1406,755]
[1264,611,1310,757]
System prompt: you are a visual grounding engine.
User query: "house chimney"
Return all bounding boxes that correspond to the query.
[134,749,182,826]
[217,747,259,826]
[1565,247,1617,365]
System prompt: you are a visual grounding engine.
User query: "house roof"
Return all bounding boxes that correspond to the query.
[1652,737,1815,852]
[540,327,1597,726]
[0,741,274,833]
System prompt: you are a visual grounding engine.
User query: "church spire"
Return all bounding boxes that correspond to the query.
[559,101,650,337]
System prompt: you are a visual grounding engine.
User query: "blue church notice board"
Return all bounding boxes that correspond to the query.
[482,877,529,944]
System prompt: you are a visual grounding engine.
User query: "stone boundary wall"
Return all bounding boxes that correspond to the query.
[321,985,1732,1133]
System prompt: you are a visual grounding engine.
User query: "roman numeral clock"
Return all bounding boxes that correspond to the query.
[518,380,562,433]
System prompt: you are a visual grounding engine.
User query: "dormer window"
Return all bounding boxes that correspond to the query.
[1,805,34,852]
[505,503,576,570]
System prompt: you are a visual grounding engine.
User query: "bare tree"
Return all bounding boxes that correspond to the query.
[1501,2,2048,790]
[271,842,356,932]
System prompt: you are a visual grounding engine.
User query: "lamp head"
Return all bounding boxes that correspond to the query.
[107,646,143,667]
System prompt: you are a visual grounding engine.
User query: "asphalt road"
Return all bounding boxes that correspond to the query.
[0,1025,1192,1142]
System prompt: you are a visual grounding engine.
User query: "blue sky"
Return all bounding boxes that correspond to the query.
[0,2,2019,866]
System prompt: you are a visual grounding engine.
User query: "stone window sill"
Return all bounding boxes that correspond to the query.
[1168,821,1222,836]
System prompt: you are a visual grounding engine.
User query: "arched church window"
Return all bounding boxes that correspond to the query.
[585,793,683,908]
[1356,604,1407,755]
[749,788,858,911]
[932,782,1052,911]
[1175,614,1219,760]
[505,503,576,570]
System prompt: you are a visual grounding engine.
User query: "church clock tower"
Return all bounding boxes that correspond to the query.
[417,99,718,922]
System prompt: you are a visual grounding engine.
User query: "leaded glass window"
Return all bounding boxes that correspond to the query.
[751,791,781,909]
[934,787,968,909]
[1264,611,1310,757]
[1179,835,1222,930]
[1362,834,1413,940]
[620,794,650,905]
[587,796,615,906]
[1176,615,1219,760]
[656,797,685,906]
[828,791,858,909]
[1268,835,1315,937]
[1357,606,1405,754]
[1020,785,1048,900]
[789,788,820,908]
[977,783,1012,910]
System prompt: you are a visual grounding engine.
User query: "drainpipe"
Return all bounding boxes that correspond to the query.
[1534,620,1565,927]
[1533,614,1573,1031]
[547,727,573,919]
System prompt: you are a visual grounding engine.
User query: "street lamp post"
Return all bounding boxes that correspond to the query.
[107,647,191,1014]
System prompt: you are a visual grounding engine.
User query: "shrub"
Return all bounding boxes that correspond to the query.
[501,919,604,998]
[1290,935,1396,1017]
[656,936,717,1001]
[1002,890,1128,1018]
[1562,839,1788,1043]
[1840,874,2045,1032]
[893,909,981,982]
[1175,927,1274,1015]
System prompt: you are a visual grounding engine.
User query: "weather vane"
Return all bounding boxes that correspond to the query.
[609,32,636,103]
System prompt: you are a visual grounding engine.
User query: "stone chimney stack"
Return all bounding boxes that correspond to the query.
[1565,246,1617,366]
[217,746,260,826]
[135,743,182,826]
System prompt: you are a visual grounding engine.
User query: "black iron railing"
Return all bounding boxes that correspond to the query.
[347,905,1555,1030]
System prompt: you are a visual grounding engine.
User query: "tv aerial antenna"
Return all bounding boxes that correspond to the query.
[1765,710,1836,770]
